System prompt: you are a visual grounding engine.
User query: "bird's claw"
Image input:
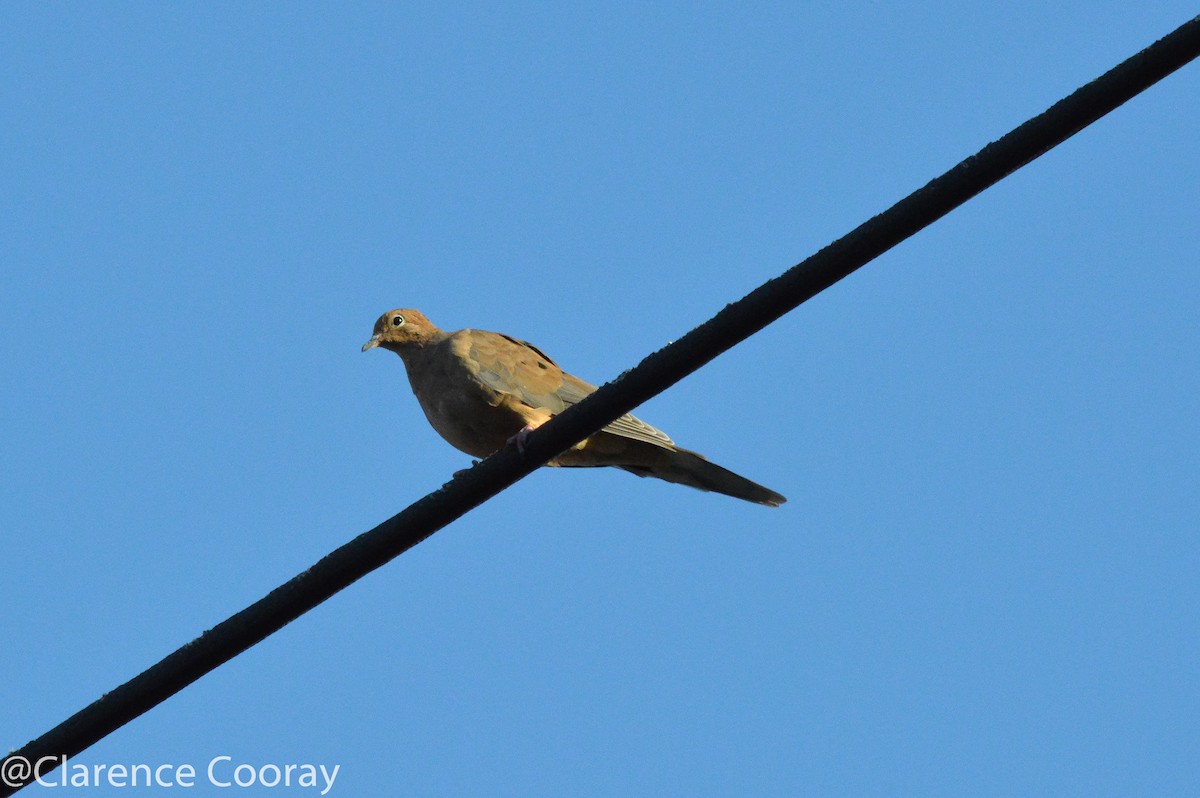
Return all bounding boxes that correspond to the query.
[508,424,535,455]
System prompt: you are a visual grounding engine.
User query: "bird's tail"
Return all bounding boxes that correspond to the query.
[618,447,786,507]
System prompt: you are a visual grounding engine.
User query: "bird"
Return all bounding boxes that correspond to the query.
[361,308,786,507]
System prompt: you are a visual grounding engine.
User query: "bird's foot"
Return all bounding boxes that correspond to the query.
[508,424,536,455]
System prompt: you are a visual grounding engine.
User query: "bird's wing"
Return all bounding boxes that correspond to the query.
[464,330,675,449]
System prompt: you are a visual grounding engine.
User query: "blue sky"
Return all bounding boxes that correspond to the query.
[2,3,1198,796]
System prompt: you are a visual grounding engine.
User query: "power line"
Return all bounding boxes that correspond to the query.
[4,14,1198,796]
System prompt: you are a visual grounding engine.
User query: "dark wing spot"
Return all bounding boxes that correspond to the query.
[537,361,548,369]
[499,334,559,368]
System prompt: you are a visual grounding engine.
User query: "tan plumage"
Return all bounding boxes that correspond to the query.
[362,308,786,507]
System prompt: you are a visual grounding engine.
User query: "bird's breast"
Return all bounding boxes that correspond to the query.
[402,346,530,458]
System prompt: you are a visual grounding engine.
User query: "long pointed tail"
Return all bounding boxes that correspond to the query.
[618,447,786,507]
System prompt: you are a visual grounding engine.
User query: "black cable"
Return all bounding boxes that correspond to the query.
[3,14,1197,796]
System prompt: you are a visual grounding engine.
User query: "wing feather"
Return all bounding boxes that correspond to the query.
[463,330,675,449]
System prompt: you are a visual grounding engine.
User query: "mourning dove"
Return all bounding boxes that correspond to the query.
[362,308,786,507]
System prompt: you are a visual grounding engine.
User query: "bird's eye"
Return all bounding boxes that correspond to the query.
[392,315,405,327]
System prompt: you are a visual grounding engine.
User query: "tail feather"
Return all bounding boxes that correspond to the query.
[618,447,786,507]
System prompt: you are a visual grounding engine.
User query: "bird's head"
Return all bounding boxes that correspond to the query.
[361,308,441,353]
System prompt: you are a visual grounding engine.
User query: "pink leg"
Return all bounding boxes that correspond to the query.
[508,424,536,455]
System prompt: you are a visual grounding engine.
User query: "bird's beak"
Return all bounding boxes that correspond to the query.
[361,334,381,352]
